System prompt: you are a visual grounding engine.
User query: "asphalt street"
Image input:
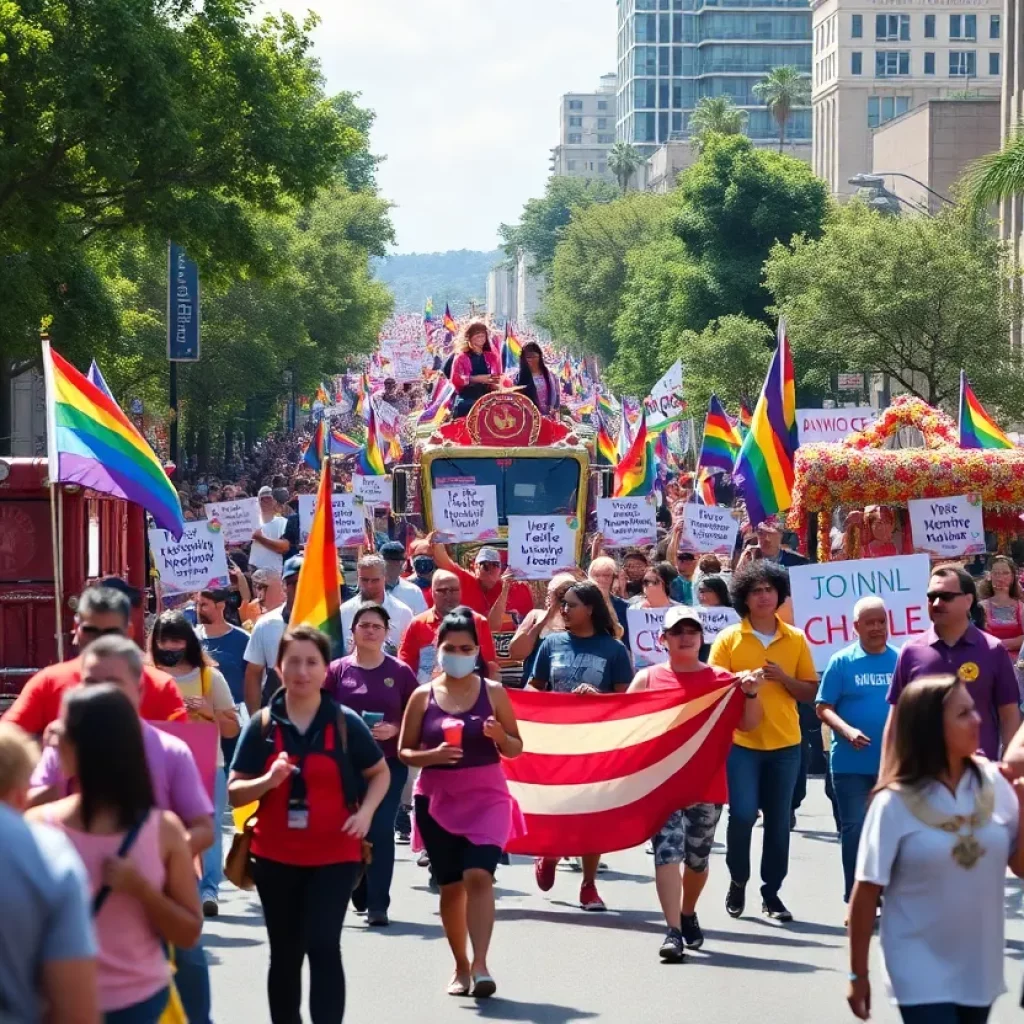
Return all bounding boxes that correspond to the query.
[204,783,1024,1023]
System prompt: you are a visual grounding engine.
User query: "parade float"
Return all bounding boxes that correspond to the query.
[789,395,1024,562]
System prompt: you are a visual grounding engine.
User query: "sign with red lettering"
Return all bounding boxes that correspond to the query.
[796,407,879,445]
[789,554,931,670]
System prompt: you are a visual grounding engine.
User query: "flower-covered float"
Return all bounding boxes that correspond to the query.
[789,395,1024,561]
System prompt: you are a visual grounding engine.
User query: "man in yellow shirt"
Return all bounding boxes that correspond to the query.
[709,560,817,923]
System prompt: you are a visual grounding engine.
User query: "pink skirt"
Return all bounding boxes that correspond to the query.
[413,762,527,851]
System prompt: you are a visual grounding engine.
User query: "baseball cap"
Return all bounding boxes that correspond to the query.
[380,541,406,562]
[474,547,502,565]
[663,606,703,632]
[257,486,274,499]
[282,556,304,581]
[98,576,142,609]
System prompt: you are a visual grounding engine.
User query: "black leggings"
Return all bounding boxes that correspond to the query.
[252,857,361,1024]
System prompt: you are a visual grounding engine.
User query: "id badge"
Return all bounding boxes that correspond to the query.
[287,801,309,830]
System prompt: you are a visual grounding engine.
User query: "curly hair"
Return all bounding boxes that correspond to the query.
[730,560,791,620]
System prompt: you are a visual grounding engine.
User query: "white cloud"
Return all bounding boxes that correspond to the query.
[269,0,617,253]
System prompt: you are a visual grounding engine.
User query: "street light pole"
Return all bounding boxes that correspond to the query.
[849,171,953,206]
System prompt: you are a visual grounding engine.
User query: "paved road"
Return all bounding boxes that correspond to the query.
[205,783,1024,1022]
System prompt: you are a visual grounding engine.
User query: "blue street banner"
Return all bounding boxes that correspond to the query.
[167,242,200,361]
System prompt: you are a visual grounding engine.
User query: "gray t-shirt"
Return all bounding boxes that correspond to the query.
[0,805,95,1022]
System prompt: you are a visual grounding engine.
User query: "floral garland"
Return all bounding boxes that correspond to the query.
[844,394,958,451]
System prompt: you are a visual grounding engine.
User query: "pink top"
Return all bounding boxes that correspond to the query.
[47,807,169,1012]
[451,348,502,391]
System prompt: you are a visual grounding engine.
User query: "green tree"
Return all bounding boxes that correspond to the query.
[608,142,645,193]
[688,97,748,151]
[963,119,1024,210]
[765,202,1024,411]
[499,176,620,275]
[752,66,810,153]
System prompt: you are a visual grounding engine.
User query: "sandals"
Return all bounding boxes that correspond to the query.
[447,973,471,997]
[472,974,497,999]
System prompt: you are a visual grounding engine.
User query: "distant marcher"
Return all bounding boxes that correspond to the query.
[450,322,501,420]
[512,342,560,417]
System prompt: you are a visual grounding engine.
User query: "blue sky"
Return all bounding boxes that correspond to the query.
[275,0,618,253]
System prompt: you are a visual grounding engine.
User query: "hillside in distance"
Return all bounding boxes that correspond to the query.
[373,249,503,314]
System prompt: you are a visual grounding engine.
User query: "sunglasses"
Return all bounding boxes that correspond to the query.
[78,625,125,639]
[927,590,964,603]
[479,562,501,570]
[666,624,702,637]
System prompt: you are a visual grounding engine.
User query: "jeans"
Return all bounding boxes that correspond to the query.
[360,757,407,913]
[105,987,169,1024]
[898,1005,990,1024]
[726,743,801,898]
[252,857,360,1024]
[200,767,228,901]
[174,931,212,1024]
[832,772,877,902]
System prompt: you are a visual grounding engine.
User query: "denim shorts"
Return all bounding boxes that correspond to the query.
[653,803,723,871]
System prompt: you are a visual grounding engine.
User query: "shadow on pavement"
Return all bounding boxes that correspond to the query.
[355,919,442,940]
[748,918,847,938]
[701,928,832,950]
[458,998,599,1022]
[496,905,665,934]
[799,829,840,844]
[683,948,823,973]
[202,933,264,949]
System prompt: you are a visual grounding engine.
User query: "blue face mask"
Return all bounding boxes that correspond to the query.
[438,650,478,679]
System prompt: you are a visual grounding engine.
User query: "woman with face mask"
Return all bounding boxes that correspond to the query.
[398,611,524,999]
[147,611,240,916]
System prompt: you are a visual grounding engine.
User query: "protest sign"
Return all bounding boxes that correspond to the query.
[789,554,931,670]
[597,496,657,548]
[681,503,739,555]
[796,408,879,445]
[430,484,499,544]
[150,721,219,800]
[149,520,230,594]
[627,607,669,668]
[642,361,686,432]
[507,515,579,579]
[353,473,392,508]
[298,492,366,547]
[380,340,424,382]
[907,494,986,559]
[699,606,740,643]
[203,497,260,546]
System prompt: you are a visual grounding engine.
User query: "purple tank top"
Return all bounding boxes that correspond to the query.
[421,680,500,770]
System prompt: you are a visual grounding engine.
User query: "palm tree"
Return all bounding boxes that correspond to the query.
[752,66,810,154]
[608,142,644,193]
[688,97,748,152]
[963,122,1024,211]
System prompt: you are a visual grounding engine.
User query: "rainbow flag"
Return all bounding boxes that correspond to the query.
[502,322,523,372]
[330,429,362,456]
[616,406,633,460]
[424,297,434,322]
[314,382,329,407]
[597,393,618,418]
[698,395,742,475]
[443,303,458,336]
[289,461,343,649]
[303,416,328,470]
[42,342,184,539]
[87,360,115,401]
[613,413,655,497]
[419,377,455,427]
[358,403,387,476]
[355,372,370,420]
[732,321,798,528]
[695,467,717,506]
[738,401,753,437]
[959,370,1013,449]
[653,429,672,474]
[595,410,618,465]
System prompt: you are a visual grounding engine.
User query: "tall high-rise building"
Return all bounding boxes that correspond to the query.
[615,0,812,153]
[812,0,1002,196]
[550,74,619,180]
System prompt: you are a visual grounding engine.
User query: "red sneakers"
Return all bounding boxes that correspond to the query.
[534,857,557,892]
[579,882,607,912]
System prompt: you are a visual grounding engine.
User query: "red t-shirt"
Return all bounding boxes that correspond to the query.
[450,565,534,633]
[646,663,736,804]
[3,656,187,734]
[397,608,498,682]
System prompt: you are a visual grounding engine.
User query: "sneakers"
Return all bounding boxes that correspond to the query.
[725,881,745,918]
[658,927,685,963]
[367,910,390,927]
[416,850,431,868]
[762,892,794,923]
[579,882,606,912]
[394,804,412,845]
[679,912,704,949]
[202,896,219,919]
[534,857,557,892]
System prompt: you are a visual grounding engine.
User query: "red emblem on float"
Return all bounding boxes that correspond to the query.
[466,392,541,447]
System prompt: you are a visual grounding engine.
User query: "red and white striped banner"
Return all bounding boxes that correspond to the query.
[504,684,742,857]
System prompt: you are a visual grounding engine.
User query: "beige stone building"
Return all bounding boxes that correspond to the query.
[549,74,618,183]
[812,0,1002,197]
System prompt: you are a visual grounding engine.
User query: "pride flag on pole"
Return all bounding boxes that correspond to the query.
[613,412,655,497]
[959,370,1013,449]
[697,395,742,475]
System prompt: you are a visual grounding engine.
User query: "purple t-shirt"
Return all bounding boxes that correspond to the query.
[887,625,1021,758]
[324,654,419,759]
[31,721,214,823]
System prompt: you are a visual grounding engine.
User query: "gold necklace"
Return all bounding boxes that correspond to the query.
[892,767,995,869]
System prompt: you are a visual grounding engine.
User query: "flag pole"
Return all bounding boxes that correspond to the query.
[49,481,65,662]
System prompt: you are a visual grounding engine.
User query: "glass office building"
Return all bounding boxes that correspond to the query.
[616,0,812,150]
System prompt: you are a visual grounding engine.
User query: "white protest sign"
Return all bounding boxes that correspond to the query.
[149,520,230,594]
[907,494,986,559]
[430,484,499,544]
[699,606,740,643]
[202,497,260,546]
[597,496,657,548]
[353,473,392,508]
[642,361,686,432]
[298,492,366,547]
[380,340,424,382]
[628,606,669,668]
[796,407,879,445]
[507,515,579,579]
[789,554,931,670]
[681,503,739,555]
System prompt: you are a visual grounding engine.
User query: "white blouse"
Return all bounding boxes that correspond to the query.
[856,759,1019,1007]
